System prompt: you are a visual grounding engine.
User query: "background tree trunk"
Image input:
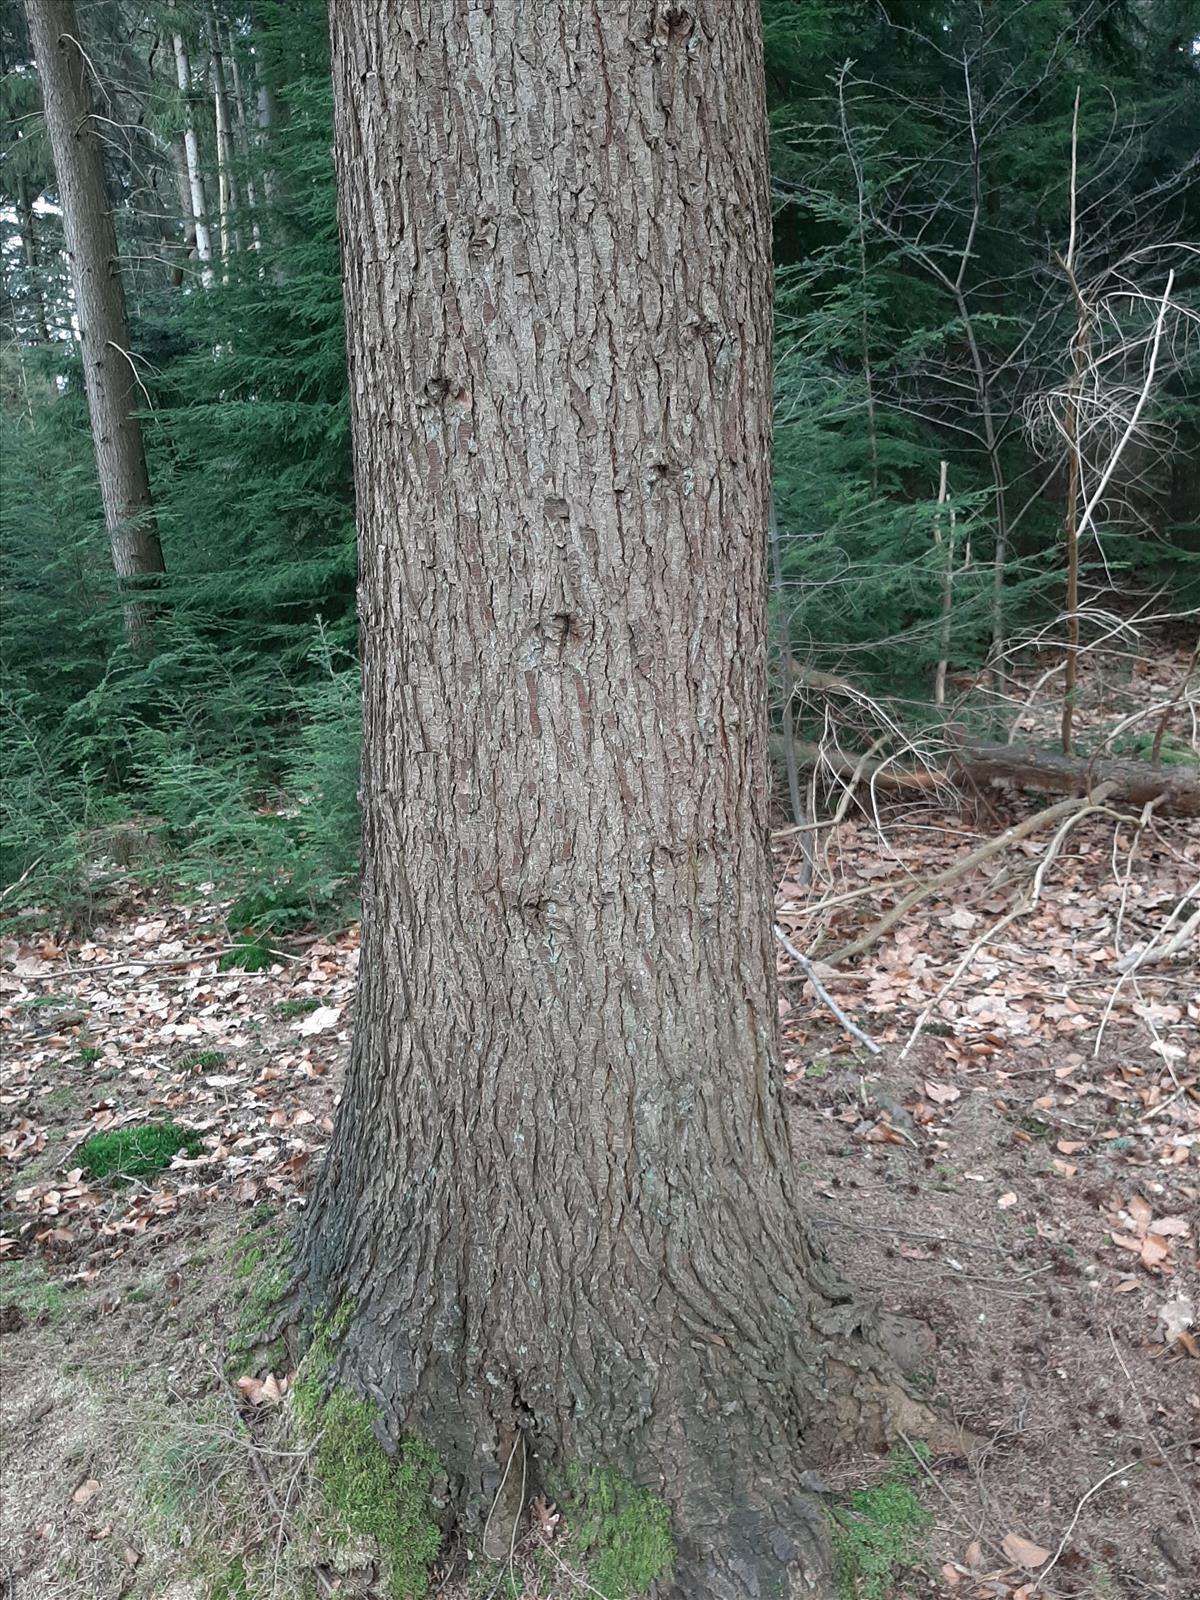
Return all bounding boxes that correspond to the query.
[206,8,240,264]
[298,4,927,1594]
[15,176,51,341]
[24,0,165,648]
[169,5,214,281]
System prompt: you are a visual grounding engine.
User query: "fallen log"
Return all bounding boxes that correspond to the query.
[956,744,1200,818]
[784,739,1200,818]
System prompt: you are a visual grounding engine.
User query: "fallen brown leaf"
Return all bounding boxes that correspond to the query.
[1001,1533,1051,1569]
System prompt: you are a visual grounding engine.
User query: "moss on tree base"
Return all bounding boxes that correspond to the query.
[293,1305,443,1599]
[550,1464,675,1597]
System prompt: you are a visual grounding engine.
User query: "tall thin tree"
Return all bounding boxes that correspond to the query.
[169,0,214,282]
[24,0,165,648]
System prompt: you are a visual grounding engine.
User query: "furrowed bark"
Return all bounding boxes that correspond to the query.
[297,3,934,1595]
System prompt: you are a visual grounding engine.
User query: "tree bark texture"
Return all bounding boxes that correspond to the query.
[24,0,166,646]
[299,6,927,1595]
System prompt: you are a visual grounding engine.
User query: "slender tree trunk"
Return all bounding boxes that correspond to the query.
[297,5,930,1594]
[247,4,278,208]
[207,8,240,263]
[1060,93,1086,758]
[167,133,198,280]
[1060,324,1086,755]
[15,177,52,342]
[24,0,166,649]
[169,6,214,282]
[933,460,954,707]
[224,22,262,249]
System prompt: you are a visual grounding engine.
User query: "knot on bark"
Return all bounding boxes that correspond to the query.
[422,373,471,410]
[651,5,694,44]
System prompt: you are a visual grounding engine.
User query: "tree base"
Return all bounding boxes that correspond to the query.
[290,1238,953,1600]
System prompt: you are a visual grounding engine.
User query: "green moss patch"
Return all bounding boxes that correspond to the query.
[274,996,323,1018]
[307,1390,441,1599]
[291,1298,354,1418]
[0,1257,72,1323]
[179,1049,227,1071]
[225,1229,291,1376]
[554,1465,675,1598]
[831,1450,932,1600]
[290,1305,441,1598]
[80,1120,202,1181]
[208,1556,251,1600]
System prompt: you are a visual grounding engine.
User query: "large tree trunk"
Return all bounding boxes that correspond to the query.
[298,5,928,1594]
[24,0,166,649]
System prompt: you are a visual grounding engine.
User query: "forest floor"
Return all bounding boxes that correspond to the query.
[1,657,1197,1600]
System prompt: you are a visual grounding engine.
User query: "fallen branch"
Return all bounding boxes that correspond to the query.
[1031,1462,1136,1596]
[774,926,881,1055]
[7,943,300,979]
[1115,895,1200,971]
[958,743,1199,817]
[826,788,1109,967]
[1095,880,1200,1056]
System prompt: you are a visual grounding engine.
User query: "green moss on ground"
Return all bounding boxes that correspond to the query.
[274,996,323,1018]
[179,1049,227,1071]
[80,1120,202,1181]
[208,1556,251,1600]
[830,1449,932,1600]
[225,1229,290,1376]
[553,1465,675,1598]
[0,1258,72,1323]
[291,1299,354,1419]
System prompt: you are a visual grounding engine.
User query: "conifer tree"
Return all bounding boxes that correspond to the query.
[24,0,165,648]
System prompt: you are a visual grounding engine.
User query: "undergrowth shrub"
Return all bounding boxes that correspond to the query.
[0,623,360,932]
